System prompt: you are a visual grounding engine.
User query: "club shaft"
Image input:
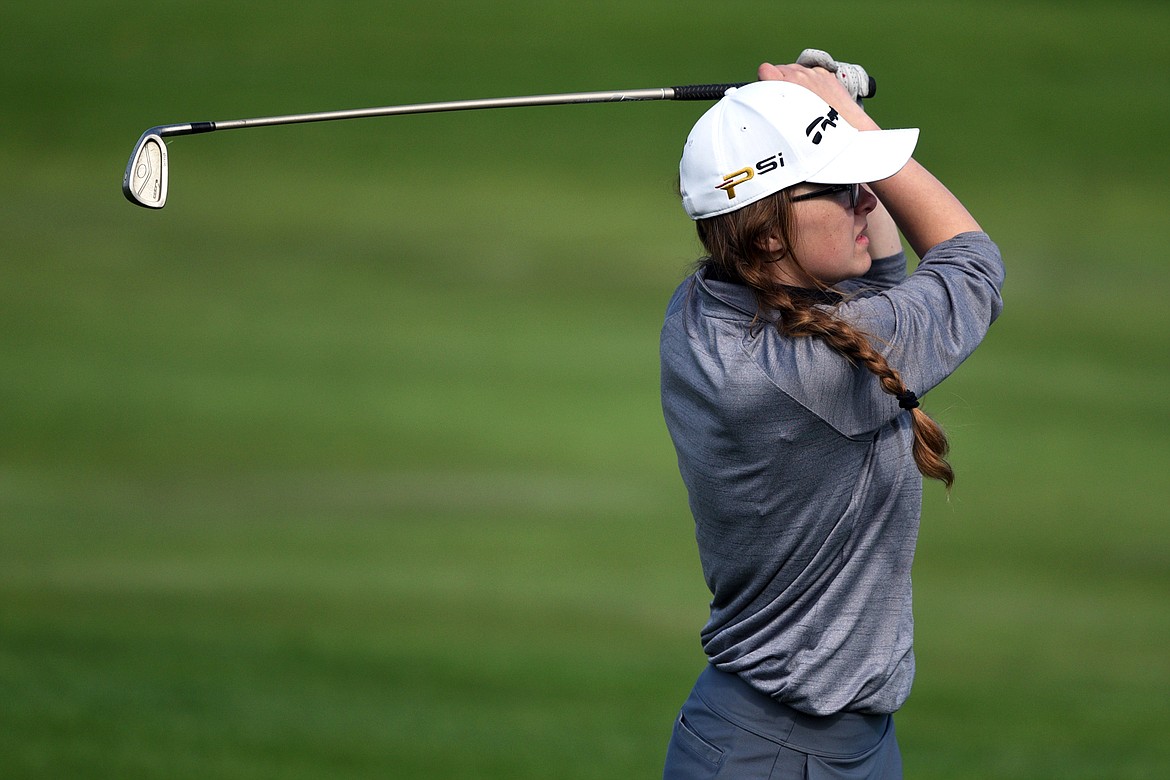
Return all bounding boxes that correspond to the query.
[152,85,747,138]
[125,82,748,208]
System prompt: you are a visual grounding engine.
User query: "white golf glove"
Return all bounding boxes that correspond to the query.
[797,48,874,105]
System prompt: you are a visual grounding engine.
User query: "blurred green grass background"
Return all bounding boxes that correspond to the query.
[2,1,1168,777]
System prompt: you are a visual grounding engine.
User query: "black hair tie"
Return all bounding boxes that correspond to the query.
[897,391,920,410]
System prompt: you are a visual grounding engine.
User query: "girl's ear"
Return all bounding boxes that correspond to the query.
[758,233,786,258]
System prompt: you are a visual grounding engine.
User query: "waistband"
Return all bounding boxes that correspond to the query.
[693,664,890,759]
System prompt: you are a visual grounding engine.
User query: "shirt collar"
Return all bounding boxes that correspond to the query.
[694,264,844,321]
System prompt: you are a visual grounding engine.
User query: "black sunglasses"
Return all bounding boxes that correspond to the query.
[790,183,861,210]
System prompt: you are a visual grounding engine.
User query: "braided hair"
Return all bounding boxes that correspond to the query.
[695,188,954,488]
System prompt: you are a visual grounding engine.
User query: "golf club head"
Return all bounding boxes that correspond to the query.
[123,131,168,208]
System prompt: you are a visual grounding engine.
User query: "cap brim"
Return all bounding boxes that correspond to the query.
[806,127,919,185]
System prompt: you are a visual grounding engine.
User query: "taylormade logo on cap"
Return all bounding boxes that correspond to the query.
[679,81,919,220]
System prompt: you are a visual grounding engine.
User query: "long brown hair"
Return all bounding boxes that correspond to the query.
[696,189,954,488]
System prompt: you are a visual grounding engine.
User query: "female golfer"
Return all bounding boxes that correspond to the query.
[659,60,1004,778]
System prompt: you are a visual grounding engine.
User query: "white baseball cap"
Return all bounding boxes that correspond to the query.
[679,80,919,220]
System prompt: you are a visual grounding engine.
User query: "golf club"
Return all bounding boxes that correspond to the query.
[123,72,876,210]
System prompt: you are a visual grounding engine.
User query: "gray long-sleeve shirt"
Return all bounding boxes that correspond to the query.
[659,231,1004,715]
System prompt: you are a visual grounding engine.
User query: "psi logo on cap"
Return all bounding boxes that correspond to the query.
[715,152,787,201]
[716,167,753,200]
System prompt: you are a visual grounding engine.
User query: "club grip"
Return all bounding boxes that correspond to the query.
[671,83,749,101]
[673,76,878,102]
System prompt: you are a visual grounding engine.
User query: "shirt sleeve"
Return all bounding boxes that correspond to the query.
[743,232,1003,438]
[838,249,908,296]
[844,231,1005,402]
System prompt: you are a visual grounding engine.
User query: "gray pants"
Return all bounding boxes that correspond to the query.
[663,665,903,779]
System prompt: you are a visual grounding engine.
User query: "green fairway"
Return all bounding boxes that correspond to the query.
[2,1,1169,777]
